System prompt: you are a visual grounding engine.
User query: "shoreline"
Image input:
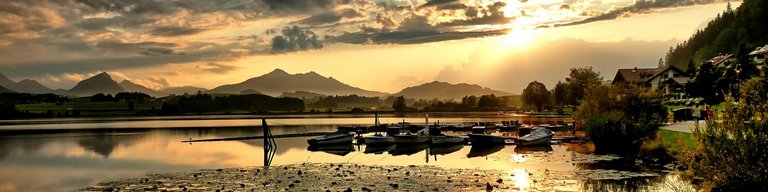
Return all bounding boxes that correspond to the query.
[81,163,682,192]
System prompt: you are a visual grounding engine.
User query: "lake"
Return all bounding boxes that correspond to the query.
[0,113,692,191]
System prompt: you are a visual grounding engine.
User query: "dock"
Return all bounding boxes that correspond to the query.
[182,131,333,143]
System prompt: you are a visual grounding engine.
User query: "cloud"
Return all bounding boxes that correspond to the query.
[270,26,324,53]
[419,0,468,10]
[139,47,178,56]
[554,0,727,27]
[433,38,679,93]
[150,26,207,37]
[293,8,365,26]
[201,63,240,74]
[437,2,514,27]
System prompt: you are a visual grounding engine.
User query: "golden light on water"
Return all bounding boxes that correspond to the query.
[511,153,527,163]
[512,168,531,191]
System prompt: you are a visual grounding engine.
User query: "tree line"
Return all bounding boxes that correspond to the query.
[160,93,304,114]
[664,0,768,69]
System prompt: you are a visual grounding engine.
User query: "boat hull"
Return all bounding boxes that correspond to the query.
[307,133,354,145]
[430,136,464,145]
[393,135,430,144]
[363,136,395,145]
[516,127,555,146]
[516,135,553,146]
[468,134,506,145]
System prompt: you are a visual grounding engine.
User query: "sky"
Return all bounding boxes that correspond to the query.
[0,0,739,93]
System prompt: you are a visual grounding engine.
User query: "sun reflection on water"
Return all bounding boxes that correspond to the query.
[511,168,531,191]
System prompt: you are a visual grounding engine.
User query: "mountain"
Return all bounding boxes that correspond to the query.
[161,86,208,95]
[208,69,386,97]
[665,0,768,69]
[394,81,511,100]
[66,72,125,96]
[0,85,14,93]
[0,73,54,94]
[119,80,167,97]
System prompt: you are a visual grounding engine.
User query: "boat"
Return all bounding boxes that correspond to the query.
[471,126,487,134]
[393,115,430,144]
[307,144,355,156]
[429,120,465,145]
[468,134,506,145]
[466,143,505,158]
[515,127,554,146]
[430,135,464,145]
[362,114,396,145]
[307,131,354,145]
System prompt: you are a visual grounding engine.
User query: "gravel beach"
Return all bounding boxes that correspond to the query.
[82,163,592,191]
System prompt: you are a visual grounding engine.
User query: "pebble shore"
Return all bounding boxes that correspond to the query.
[82,163,601,191]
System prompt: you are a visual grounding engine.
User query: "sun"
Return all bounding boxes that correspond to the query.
[502,28,536,48]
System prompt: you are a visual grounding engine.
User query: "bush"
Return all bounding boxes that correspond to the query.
[684,94,768,190]
[587,113,640,155]
[576,84,667,157]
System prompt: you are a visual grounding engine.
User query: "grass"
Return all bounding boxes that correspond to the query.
[659,129,695,153]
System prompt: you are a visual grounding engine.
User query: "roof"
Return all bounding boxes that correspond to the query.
[665,76,692,85]
[750,45,768,55]
[708,54,734,66]
[613,65,686,84]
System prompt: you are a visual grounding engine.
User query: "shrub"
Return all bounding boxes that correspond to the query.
[576,84,667,157]
[684,90,768,190]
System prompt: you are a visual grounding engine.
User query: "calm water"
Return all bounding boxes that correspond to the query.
[0,114,692,191]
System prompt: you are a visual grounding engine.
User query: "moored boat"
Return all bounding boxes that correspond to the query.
[307,131,354,145]
[393,114,430,144]
[362,114,396,145]
[307,144,355,156]
[466,143,505,158]
[430,136,464,145]
[468,134,506,145]
[516,127,554,146]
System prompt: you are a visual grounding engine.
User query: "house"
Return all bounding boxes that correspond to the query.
[612,65,690,93]
[750,44,768,65]
[708,54,735,67]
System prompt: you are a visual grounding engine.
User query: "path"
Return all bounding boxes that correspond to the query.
[660,121,707,133]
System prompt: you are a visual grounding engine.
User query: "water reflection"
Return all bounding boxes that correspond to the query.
[0,123,690,192]
[467,144,505,158]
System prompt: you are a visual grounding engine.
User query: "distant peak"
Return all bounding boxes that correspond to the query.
[94,72,111,78]
[267,69,289,75]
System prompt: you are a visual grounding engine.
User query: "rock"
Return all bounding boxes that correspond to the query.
[331,181,338,185]
[485,182,493,191]
[240,183,245,188]
[289,183,295,188]
[344,187,353,192]
[496,179,503,183]
[297,171,303,175]
[294,180,301,183]
[390,183,399,189]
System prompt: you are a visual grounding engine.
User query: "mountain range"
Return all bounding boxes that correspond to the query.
[0,69,512,99]
[0,73,55,94]
[207,69,387,97]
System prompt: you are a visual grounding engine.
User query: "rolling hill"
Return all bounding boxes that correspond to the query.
[119,80,167,97]
[393,81,511,100]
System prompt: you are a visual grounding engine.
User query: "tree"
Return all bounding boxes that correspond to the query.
[392,96,407,112]
[565,67,603,106]
[658,57,664,67]
[686,63,724,104]
[686,59,697,76]
[522,81,550,111]
[552,81,568,107]
[575,84,667,156]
